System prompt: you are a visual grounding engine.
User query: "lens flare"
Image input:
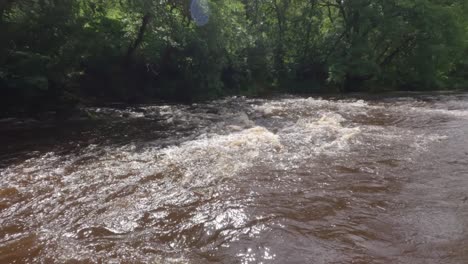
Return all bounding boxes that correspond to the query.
[190,0,210,26]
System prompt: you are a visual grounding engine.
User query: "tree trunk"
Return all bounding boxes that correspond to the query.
[125,13,151,65]
[273,0,287,79]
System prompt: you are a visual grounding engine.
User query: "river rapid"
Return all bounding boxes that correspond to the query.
[1,93,468,263]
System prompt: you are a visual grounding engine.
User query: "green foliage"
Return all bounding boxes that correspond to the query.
[1,0,467,116]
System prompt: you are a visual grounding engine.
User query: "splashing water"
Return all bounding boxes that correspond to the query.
[1,93,468,263]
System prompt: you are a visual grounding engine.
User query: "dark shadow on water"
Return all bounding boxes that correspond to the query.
[0,117,171,168]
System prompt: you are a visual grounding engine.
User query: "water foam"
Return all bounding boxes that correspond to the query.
[1,94,459,263]
[158,126,281,186]
[276,113,361,163]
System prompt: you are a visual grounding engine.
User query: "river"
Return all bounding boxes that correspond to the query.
[1,92,468,263]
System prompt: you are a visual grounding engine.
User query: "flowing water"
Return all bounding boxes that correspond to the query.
[1,93,468,263]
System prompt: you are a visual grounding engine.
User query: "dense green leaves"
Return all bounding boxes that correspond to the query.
[1,0,467,116]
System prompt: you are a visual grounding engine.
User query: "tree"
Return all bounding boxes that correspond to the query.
[1,0,467,116]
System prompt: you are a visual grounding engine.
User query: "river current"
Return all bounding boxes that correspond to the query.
[1,93,468,263]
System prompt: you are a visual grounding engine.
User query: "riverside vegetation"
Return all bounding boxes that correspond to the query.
[1,0,468,116]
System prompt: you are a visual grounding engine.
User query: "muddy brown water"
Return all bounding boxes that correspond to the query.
[1,93,468,263]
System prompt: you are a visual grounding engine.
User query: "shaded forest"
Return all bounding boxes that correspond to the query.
[1,0,468,116]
